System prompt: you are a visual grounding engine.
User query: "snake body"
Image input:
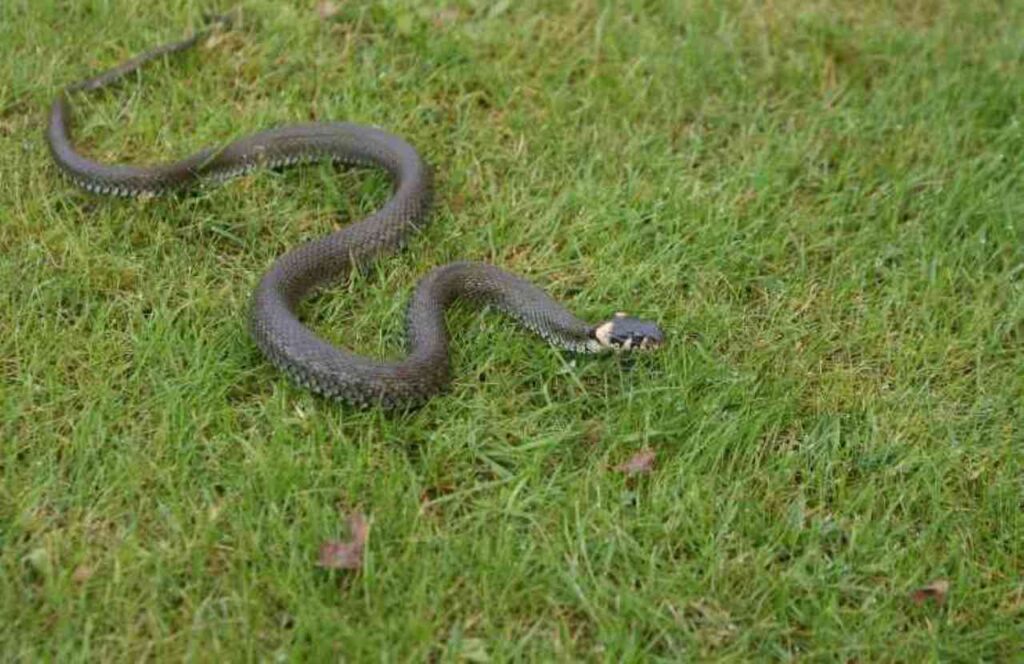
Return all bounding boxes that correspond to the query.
[47,18,664,408]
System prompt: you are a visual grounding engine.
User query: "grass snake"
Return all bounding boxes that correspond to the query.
[46,16,665,409]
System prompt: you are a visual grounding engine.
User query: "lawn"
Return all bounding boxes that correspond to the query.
[1,0,1021,660]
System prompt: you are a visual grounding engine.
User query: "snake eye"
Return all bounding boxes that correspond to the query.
[593,313,665,351]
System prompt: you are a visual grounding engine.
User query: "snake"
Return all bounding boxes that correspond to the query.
[46,16,665,409]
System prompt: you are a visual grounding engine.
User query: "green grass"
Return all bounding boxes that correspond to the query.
[2,0,1022,659]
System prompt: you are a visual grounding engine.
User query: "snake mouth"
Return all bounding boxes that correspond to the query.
[592,313,665,351]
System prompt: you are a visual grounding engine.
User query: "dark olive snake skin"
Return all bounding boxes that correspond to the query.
[47,17,664,408]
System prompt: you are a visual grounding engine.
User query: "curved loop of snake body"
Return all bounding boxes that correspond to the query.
[47,18,665,408]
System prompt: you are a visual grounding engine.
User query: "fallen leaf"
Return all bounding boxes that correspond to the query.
[71,564,94,584]
[432,8,463,28]
[614,449,656,475]
[316,0,340,20]
[318,512,369,570]
[909,579,949,606]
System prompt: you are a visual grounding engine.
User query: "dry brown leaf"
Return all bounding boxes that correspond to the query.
[318,512,369,570]
[909,579,949,606]
[71,564,94,584]
[614,449,656,475]
[316,0,340,20]
[432,8,463,27]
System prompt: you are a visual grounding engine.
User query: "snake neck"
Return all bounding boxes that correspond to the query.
[405,262,603,357]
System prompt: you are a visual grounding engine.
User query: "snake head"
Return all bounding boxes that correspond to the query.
[592,312,665,351]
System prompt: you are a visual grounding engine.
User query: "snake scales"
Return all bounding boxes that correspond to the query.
[47,16,664,408]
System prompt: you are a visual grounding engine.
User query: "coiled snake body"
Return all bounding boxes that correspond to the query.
[47,18,664,408]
